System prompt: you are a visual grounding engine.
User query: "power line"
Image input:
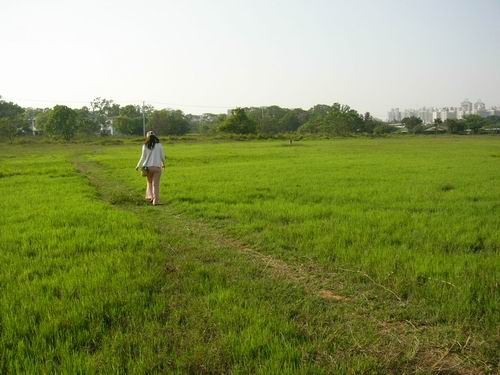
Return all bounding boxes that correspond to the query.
[2,96,238,110]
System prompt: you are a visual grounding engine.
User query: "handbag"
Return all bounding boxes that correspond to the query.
[139,147,152,177]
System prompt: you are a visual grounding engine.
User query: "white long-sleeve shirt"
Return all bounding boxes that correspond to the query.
[136,143,166,168]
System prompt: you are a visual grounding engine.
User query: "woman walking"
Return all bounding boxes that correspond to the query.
[136,130,165,205]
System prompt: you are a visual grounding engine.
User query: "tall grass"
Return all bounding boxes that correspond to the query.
[0,149,169,372]
[1,137,498,372]
[91,137,500,334]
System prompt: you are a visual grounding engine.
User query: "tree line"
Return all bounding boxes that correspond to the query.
[398,115,500,135]
[1,96,498,142]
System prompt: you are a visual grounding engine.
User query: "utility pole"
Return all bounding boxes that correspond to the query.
[142,101,146,137]
[261,106,264,131]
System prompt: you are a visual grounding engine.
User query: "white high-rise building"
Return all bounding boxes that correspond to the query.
[474,100,486,112]
[417,107,433,124]
[461,99,473,113]
[387,108,402,122]
[440,108,457,121]
[432,110,441,122]
[388,99,496,122]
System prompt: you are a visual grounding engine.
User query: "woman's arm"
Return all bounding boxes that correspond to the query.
[160,144,166,167]
[135,145,146,169]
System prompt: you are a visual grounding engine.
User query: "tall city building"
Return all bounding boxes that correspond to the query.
[474,100,485,111]
[461,99,473,113]
[387,108,402,122]
[388,99,497,123]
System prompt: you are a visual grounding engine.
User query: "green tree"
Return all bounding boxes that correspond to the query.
[463,114,486,134]
[90,97,119,134]
[148,109,190,135]
[444,119,465,134]
[401,116,423,133]
[299,103,362,135]
[35,109,52,133]
[197,113,225,134]
[0,96,24,119]
[245,106,283,134]
[21,108,45,135]
[0,118,19,142]
[308,104,331,118]
[277,111,301,132]
[113,116,143,135]
[359,112,381,134]
[413,124,425,134]
[257,116,280,134]
[111,105,143,135]
[45,105,78,140]
[0,97,26,141]
[218,108,257,134]
[120,105,141,118]
[76,107,100,135]
[373,124,397,135]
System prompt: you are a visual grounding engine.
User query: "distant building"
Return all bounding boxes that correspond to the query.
[417,107,434,124]
[387,108,402,122]
[487,107,500,117]
[388,99,498,122]
[440,108,457,121]
[432,110,441,123]
[461,99,473,113]
[474,100,485,112]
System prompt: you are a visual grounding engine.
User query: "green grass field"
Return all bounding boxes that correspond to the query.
[0,136,498,373]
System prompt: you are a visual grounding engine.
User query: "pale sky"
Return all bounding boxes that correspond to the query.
[1,0,499,119]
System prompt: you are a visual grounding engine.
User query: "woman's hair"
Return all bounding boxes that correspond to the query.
[144,133,160,149]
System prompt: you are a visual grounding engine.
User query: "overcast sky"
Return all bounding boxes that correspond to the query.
[1,0,499,119]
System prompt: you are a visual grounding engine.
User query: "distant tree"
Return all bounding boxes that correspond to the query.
[112,105,143,135]
[149,109,190,135]
[34,109,52,133]
[308,104,331,117]
[45,105,78,140]
[444,119,465,134]
[90,97,119,134]
[364,112,372,123]
[413,124,425,134]
[373,123,397,135]
[401,116,423,133]
[277,111,301,132]
[431,118,444,135]
[196,113,225,134]
[359,112,380,134]
[257,116,280,134]
[113,116,143,135]
[76,107,100,135]
[219,108,257,134]
[120,104,142,118]
[0,118,19,142]
[292,108,309,126]
[245,106,291,134]
[21,108,45,135]
[0,96,24,119]
[481,116,500,133]
[299,103,363,135]
[484,115,500,126]
[297,118,322,134]
[463,114,486,134]
[0,97,26,141]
